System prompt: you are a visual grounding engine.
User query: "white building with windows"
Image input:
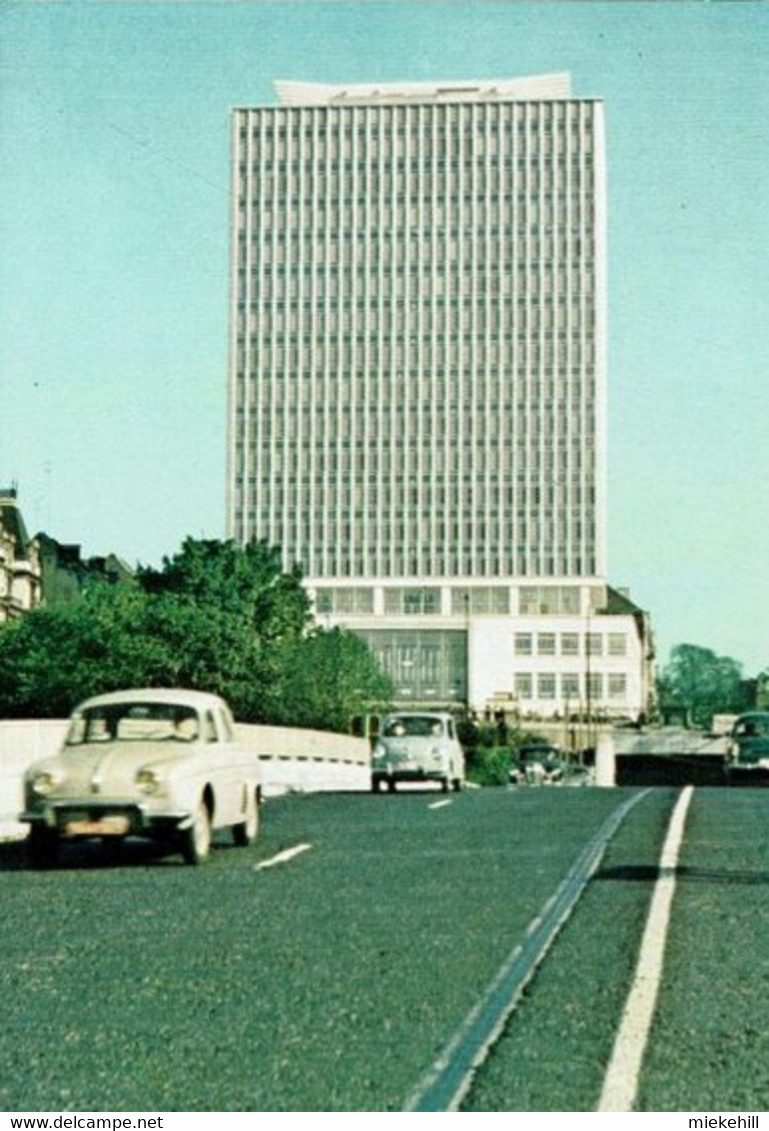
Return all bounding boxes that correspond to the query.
[227,75,654,722]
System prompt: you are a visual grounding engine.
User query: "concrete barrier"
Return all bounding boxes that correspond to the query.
[234,723,370,795]
[0,718,371,839]
[595,728,615,787]
[0,720,69,839]
[603,727,730,788]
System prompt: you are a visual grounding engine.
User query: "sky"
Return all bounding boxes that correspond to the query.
[1,0,767,675]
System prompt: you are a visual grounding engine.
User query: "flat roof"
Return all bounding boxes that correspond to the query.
[274,73,573,106]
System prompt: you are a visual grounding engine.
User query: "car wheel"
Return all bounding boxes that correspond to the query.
[27,825,58,868]
[232,787,260,847]
[441,776,450,793]
[371,777,381,793]
[181,799,212,865]
[387,778,397,793]
[452,777,462,792]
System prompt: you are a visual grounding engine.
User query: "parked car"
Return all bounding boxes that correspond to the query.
[509,742,582,786]
[371,711,465,793]
[21,688,261,866]
[724,711,769,782]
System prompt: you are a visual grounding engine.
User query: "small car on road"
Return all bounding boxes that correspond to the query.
[724,711,769,783]
[509,742,586,786]
[371,711,465,793]
[21,688,261,865]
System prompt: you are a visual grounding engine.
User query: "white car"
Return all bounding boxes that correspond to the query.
[21,688,261,866]
[372,711,465,793]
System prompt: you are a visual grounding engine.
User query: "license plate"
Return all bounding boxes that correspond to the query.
[64,815,130,836]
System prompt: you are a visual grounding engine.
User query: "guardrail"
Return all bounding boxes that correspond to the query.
[0,719,371,839]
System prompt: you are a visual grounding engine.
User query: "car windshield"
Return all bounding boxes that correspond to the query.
[519,745,558,761]
[66,703,200,745]
[734,716,769,739]
[383,716,444,738]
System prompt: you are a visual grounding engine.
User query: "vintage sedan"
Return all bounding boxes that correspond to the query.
[724,711,769,784]
[371,711,465,793]
[21,688,261,866]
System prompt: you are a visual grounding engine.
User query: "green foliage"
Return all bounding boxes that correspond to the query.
[466,745,511,787]
[657,643,749,727]
[0,538,390,729]
[273,628,392,732]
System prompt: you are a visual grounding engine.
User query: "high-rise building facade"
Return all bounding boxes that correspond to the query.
[228,76,653,721]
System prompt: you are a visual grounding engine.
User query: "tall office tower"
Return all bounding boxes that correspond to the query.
[228,76,652,719]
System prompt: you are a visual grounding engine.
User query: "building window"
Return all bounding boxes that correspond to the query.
[587,673,603,700]
[451,587,510,615]
[514,633,533,656]
[514,673,533,699]
[561,673,580,700]
[384,587,441,615]
[538,674,557,699]
[561,633,580,656]
[587,633,603,656]
[519,586,580,615]
[315,590,333,614]
[608,633,627,657]
[537,633,556,656]
[608,674,627,699]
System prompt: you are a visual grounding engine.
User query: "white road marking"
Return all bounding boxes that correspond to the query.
[403,790,651,1112]
[254,842,312,871]
[428,800,453,811]
[598,785,694,1113]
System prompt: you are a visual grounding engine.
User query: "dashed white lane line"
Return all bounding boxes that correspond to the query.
[254,842,312,870]
[598,785,694,1113]
[428,800,453,811]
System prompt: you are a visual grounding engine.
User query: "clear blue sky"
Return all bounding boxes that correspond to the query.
[1,1,767,675]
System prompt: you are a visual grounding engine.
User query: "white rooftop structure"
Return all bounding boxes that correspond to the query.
[274,73,572,106]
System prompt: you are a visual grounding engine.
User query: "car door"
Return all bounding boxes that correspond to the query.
[199,708,235,827]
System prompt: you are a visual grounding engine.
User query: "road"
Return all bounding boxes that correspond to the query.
[1,786,767,1112]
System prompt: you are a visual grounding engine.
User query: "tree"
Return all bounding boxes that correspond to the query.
[657,643,749,727]
[0,538,390,729]
[137,539,312,720]
[275,627,392,732]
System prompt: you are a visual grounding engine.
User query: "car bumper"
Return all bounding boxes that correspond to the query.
[372,765,449,782]
[20,801,191,838]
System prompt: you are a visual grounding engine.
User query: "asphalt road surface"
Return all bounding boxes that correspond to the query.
[1,786,766,1112]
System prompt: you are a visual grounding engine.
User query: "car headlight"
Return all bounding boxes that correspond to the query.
[135,768,163,795]
[28,771,60,797]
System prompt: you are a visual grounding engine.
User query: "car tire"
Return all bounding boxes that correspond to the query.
[441,776,450,793]
[232,787,260,847]
[181,799,212,865]
[387,778,397,793]
[27,825,58,868]
[371,777,381,793]
[452,777,462,792]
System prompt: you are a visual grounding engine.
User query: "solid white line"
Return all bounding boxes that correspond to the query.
[598,785,694,1113]
[428,800,453,810]
[254,842,312,871]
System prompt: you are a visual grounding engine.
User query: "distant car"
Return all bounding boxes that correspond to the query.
[724,712,769,782]
[371,711,465,793]
[21,688,262,866]
[510,742,577,786]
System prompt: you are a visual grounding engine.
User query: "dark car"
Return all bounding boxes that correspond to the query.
[725,712,769,783]
[510,742,568,785]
